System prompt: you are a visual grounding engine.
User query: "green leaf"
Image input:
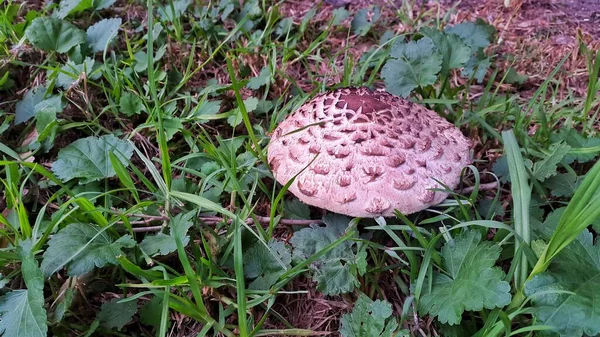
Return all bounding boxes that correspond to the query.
[140,296,168,329]
[25,17,85,53]
[284,198,311,220]
[15,86,46,124]
[119,92,145,116]
[51,134,134,184]
[41,223,135,277]
[246,66,271,90]
[0,240,47,337]
[139,212,194,257]
[290,215,363,295]
[192,100,221,120]
[86,18,121,53]
[339,294,399,337]
[419,230,511,325]
[93,0,116,10]
[445,21,493,51]
[244,239,291,290]
[543,172,583,198]
[382,37,442,97]
[525,229,600,337]
[504,68,528,85]
[551,129,600,164]
[55,0,92,19]
[419,27,471,75]
[331,8,349,25]
[227,97,258,127]
[97,297,138,330]
[351,6,381,36]
[56,57,101,89]
[462,52,491,83]
[158,0,191,21]
[533,142,571,181]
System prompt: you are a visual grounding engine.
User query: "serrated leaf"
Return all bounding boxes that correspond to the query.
[246,66,271,90]
[86,18,121,53]
[244,240,291,290]
[51,134,134,183]
[227,97,258,127]
[290,215,361,295]
[0,240,47,337]
[331,8,349,25]
[25,17,85,53]
[351,6,380,36]
[543,172,583,198]
[284,198,311,220]
[419,230,511,325]
[97,297,137,330]
[15,86,47,124]
[139,212,194,257]
[382,37,442,97]
[420,27,471,75]
[140,296,168,329]
[119,92,145,116]
[158,0,191,21]
[551,129,600,164]
[339,294,398,337]
[56,57,101,89]
[533,142,571,181]
[525,229,600,337]
[462,52,491,83]
[41,223,135,277]
[445,21,493,51]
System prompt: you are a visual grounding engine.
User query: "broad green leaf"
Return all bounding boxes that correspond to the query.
[41,223,135,277]
[192,100,221,119]
[55,0,92,19]
[351,7,380,36]
[533,142,571,181]
[339,294,399,337]
[244,239,291,290]
[86,18,121,53]
[227,97,258,127]
[551,129,600,164]
[290,215,364,295]
[139,212,194,257]
[331,8,349,25]
[93,0,116,9]
[15,86,46,124]
[0,240,47,337]
[284,198,311,220]
[97,297,138,330]
[462,52,491,83]
[381,37,442,97]
[246,67,271,90]
[25,17,85,53]
[51,134,134,183]
[158,0,192,21]
[56,57,101,89]
[419,230,511,325]
[140,296,169,329]
[543,172,583,198]
[119,92,145,116]
[420,27,471,75]
[445,21,493,51]
[525,229,600,337]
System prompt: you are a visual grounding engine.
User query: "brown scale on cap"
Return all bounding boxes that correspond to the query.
[267,87,472,218]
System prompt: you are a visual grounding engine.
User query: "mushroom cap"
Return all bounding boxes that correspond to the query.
[267,87,472,218]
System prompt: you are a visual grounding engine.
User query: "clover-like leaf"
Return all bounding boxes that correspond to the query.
[86,18,121,53]
[525,229,600,337]
[25,17,85,53]
[244,240,292,290]
[51,134,134,183]
[97,297,138,330]
[419,230,511,325]
[382,37,442,97]
[340,294,399,337]
[41,223,135,277]
[290,214,364,295]
[139,212,194,257]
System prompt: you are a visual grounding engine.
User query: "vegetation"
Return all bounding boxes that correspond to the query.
[0,0,599,336]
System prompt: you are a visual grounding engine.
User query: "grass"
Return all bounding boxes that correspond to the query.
[0,0,600,336]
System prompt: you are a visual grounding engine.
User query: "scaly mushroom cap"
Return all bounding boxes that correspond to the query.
[267,87,472,217]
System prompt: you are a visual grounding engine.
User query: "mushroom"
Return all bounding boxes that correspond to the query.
[267,87,472,218]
